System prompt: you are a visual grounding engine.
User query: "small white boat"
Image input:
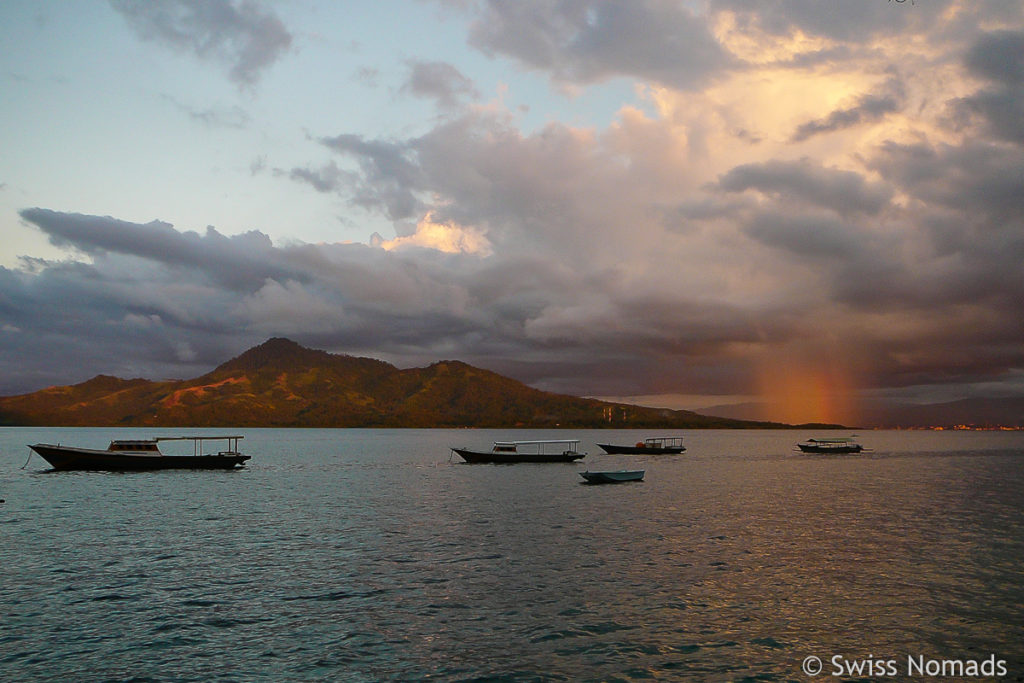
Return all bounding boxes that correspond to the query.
[579,469,645,484]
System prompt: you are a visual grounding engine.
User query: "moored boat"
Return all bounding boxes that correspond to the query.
[579,470,645,484]
[597,437,686,455]
[451,439,586,464]
[796,437,864,454]
[29,436,250,471]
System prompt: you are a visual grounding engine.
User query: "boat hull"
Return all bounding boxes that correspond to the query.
[797,444,863,454]
[580,470,645,484]
[29,444,251,471]
[451,448,585,464]
[597,444,686,455]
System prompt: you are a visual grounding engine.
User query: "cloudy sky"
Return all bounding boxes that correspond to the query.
[2,0,1023,424]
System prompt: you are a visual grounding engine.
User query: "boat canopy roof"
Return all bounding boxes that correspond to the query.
[108,440,161,452]
[155,435,244,441]
[158,435,244,455]
[644,437,685,444]
[805,437,857,443]
[494,439,580,446]
[491,439,582,454]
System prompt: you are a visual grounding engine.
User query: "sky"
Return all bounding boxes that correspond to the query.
[2,0,1023,425]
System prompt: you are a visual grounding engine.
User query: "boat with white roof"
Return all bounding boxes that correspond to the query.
[450,439,586,464]
[796,437,864,454]
[29,436,250,470]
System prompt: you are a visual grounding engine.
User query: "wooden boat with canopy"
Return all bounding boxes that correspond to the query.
[29,436,250,471]
[451,439,586,464]
[796,437,864,454]
[597,437,686,454]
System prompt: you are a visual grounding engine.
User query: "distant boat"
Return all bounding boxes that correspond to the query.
[597,437,686,454]
[796,437,864,454]
[29,436,250,471]
[579,470,645,484]
[451,439,586,464]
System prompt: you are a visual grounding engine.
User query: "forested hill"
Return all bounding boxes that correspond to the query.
[0,338,786,428]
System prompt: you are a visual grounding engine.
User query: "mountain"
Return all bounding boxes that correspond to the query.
[0,338,783,428]
[857,397,1024,429]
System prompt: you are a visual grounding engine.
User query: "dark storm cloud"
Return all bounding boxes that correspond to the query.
[0,257,238,394]
[3,212,488,393]
[743,211,866,259]
[401,60,480,109]
[822,136,1024,386]
[952,87,1024,144]
[717,159,892,216]
[713,140,1024,330]
[19,208,299,290]
[964,30,1024,85]
[111,0,292,87]
[790,78,905,142]
[953,31,1024,144]
[464,0,731,89]
[707,119,1024,393]
[869,141,1024,223]
[3,207,585,393]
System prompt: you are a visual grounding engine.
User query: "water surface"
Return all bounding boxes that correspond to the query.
[2,428,1022,681]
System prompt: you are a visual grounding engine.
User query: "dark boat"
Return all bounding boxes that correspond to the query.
[451,439,586,464]
[29,436,250,471]
[579,469,645,484]
[597,437,686,455]
[796,437,864,454]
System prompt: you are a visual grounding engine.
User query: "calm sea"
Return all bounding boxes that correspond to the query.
[1,428,1022,682]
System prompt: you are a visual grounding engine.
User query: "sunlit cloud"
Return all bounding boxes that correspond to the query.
[371,212,492,256]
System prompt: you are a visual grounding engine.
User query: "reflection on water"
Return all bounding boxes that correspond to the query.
[1,428,1023,681]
